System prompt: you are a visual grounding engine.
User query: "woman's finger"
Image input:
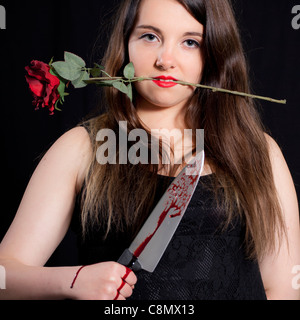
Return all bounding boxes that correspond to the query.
[122,267,137,286]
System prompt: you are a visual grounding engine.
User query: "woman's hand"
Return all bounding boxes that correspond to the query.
[67,262,137,300]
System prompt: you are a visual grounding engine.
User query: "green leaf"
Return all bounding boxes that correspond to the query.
[126,83,133,102]
[50,68,67,101]
[55,99,62,112]
[64,51,86,68]
[123,62,135,80]
[92,80,117,87]
[57,80,66,98]
[94,63,105,70]
[49,68,58,78]
[91,66,102,77]
[113,81,129,95]
[112,82,133,101]
[49,56,54,66]
[52,61,82,81]
[72,71,90,88]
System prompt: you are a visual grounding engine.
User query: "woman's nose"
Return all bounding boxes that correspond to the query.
[155,45,177,71]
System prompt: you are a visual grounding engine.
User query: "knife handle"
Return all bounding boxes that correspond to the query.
[118,249,142,272]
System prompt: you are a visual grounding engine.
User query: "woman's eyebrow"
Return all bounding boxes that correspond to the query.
[135,25,203,38]
[183,31,204,38]
[136,25,161,34]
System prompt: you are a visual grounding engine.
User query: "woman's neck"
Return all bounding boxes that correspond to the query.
[136,98,188,132]
[135,98,212,177]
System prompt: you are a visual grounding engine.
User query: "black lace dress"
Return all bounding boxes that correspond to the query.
[71,174,267,300]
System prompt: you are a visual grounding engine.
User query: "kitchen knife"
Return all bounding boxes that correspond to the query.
[118,150,205,273]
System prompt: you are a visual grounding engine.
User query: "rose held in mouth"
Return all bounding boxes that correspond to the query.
[152,76,178,88]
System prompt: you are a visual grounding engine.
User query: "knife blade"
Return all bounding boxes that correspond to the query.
[118,150,205,273]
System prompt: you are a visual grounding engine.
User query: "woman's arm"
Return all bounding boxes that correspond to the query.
[260,135,300,300]
[0,127,136,299]
[0,127,89,299]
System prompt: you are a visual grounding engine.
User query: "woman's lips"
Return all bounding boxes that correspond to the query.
[152,76,178,88]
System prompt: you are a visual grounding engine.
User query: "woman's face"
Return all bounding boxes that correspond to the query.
[128,0,205,112]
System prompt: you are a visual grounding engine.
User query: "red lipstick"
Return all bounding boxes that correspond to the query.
[152,76,178,88]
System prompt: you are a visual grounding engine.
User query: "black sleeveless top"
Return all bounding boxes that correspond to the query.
[71,174,267,300]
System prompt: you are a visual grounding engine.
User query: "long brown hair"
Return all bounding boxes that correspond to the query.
[81,0,286,260]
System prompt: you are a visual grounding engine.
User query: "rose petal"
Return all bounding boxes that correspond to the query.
[44,70,60,87]
[25,60,61,115]
[25,76,45,97]
[25,61,50,81]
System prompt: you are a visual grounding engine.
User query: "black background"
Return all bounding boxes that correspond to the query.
[0,0,299,266]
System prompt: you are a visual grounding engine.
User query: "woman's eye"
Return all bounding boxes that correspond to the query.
[141,33,158,42]
[184,39,200,48]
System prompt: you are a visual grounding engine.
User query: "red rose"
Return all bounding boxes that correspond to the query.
[25,60,60,115]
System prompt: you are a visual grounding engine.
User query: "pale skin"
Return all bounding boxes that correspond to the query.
[0,0,300,300]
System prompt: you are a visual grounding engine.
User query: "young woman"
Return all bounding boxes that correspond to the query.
[0,0,299,300]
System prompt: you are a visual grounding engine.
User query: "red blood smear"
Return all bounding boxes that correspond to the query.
[170,212,181,218]
[133,173,199,258]
[133,203,179,258]
[114,292,120,300]
[70,265,86,289]
[113,267,132,300]
[122,267,132,281]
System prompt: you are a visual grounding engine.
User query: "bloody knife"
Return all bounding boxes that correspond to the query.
[117,150,205,273]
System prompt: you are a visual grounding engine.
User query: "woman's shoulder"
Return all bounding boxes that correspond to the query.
[263,133,292,180]
[263,133,291,184]
[264,133,282,156]
[49,126,93,192]
[53,126,92,158]
[263,132,298,235]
